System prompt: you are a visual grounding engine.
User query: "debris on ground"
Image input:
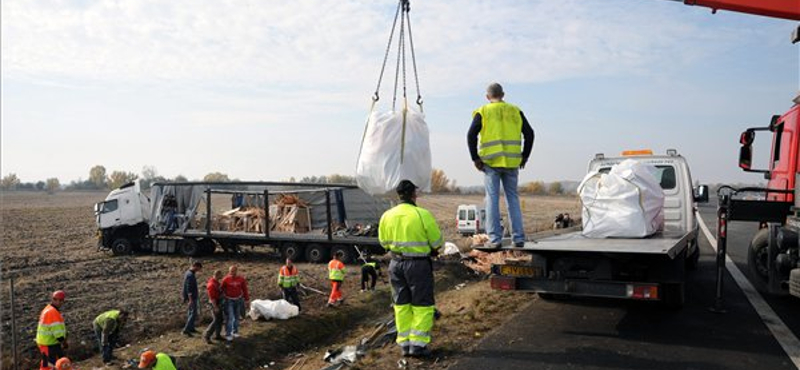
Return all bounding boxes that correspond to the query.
[462,250,532,274]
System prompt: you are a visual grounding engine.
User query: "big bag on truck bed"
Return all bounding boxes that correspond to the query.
[578,159,665,238]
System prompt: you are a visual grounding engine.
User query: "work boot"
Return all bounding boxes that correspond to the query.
[514,241,525,248]
[401,346,411,357]
[485,242,502,249]
[182,331,193,337]
[409,346,432,358]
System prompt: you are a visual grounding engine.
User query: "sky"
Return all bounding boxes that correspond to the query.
[2,0,798,187]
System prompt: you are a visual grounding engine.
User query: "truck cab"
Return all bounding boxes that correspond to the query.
[95,181,151,253]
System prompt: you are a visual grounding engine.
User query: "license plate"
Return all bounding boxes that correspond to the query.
[499,265,541,277]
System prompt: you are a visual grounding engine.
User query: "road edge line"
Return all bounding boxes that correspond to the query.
[697,213,800,369]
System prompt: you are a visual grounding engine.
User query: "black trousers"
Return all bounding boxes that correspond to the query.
[282,287,302,311]
[361,266,378,290]
[94,325,119,362]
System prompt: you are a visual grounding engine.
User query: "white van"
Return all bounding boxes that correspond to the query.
[457,204,486,236]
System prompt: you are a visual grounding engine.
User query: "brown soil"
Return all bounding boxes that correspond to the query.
[0,191,579,370]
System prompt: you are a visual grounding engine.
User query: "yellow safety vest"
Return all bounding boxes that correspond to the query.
[36,304,66,346]
[474,102,523,168]
[379,203,443,257]
[328,260,346,281]
[94,309,121,331]
[278,265,300,288]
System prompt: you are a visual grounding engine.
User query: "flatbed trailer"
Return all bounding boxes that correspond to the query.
[482,230,691,307]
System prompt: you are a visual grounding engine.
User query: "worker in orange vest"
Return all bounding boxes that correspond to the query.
[36,290,68,370]
[278,259,302,311]
[327,253,346,307]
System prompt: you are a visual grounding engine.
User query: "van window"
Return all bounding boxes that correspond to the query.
[102,199,118,213]
[459,209,466,220]
[597,165,677,190]
[468,210,476,221]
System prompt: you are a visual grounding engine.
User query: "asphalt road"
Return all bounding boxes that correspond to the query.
[450,202,800,370]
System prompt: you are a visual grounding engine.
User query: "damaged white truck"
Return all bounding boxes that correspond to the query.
[94,181,390,263]
[484,150,709,307]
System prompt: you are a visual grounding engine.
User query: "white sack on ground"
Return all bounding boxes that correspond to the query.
[356,108,432,195]
[579,159,665,238]
[248,299,299,321]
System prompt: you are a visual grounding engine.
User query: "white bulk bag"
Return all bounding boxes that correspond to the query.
[248,299,299,321]
[356,107,432,195]
[578,159,665,238]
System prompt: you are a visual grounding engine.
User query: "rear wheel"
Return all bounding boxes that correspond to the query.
[331,245,356,264]
[179,239,200,256]
[281,243,305,262]
[111,238,133,256]
[305,243,328,264]
[747,228,770,292]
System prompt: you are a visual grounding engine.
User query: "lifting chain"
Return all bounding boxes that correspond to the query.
[371,0,423,112]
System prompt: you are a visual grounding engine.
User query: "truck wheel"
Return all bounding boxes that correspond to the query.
[281,243,305,262]
[686,239,700,271]
[747,228,770,292]
[179,239,200,256]
[305,244,328,264]
[332,245,356,264]
[111,238,133,256]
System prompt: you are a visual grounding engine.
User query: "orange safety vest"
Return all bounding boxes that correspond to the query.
[36,304,66,346]
[278,265,299,288]
[328,260,345,281]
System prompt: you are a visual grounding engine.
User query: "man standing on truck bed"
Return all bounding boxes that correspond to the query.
[221,265,249,341]
[379,180,443,357]
[37,290,68,370]
[181,261,202,337]
[467,82,534,248]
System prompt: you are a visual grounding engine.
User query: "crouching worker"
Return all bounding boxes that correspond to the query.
[93,309,129,364]
[138,350,177,370]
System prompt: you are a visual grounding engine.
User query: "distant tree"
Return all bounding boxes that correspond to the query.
[89,165,107,189]
[431,169,455,193]
[140,166,167,188]
[326,174,356,184]
[203,172,230,182]
[174,174,188,183]
[1,173,21,190]
[521,181,545,195]
[287,177,297,183]
[548,182,564,195]
[107,171,139,189]
[36,181,46,191]
[45,178,60,194]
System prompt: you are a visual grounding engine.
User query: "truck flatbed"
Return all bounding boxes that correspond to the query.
[179,229,380,246]
[476,230,690,259]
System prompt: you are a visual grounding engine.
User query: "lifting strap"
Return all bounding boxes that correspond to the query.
[358,0,423,166]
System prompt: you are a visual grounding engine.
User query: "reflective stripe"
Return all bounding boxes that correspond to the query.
[479,140,521,149]
[480,152,523,160]
[410,329,430,337]
[38,322,65,328]
[397,330,411,338]
[409,340,430,347]
[383,241,429,247]
[430,236,443,248]
[393,252,430,258]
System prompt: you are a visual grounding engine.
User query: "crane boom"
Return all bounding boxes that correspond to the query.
[680,0,800,21]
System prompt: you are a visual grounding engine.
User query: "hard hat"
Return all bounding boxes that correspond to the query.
[138,351,156,368]
[55,357,72,370]
[52,290,66,301]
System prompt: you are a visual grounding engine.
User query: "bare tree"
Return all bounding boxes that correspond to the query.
[89,165,107,189]
[107,171,139,189]
[548,182,564,195]
[1,173,21,190]
[521,181,545,195]
[45,178,61,194]
[431,169,454,193]
[203,172,230,182]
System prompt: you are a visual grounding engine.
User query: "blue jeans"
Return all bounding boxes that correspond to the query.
[184,299,197,333]
[484,166,525,244]
[225,298,242,336]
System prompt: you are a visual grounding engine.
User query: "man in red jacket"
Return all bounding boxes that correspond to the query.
[220,265,249,341]
[203,270,224,344]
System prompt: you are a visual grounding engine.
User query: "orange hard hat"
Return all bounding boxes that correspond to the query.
[52,290,66,301]
[55,357,72,370]
[138,350,156,368]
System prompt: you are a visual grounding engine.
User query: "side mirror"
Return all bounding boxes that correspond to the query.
[94,203,101,213]
[694,185,709,203]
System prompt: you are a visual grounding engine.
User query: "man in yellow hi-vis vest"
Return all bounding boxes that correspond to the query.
[379,180,443,357]
[467,82,535,248]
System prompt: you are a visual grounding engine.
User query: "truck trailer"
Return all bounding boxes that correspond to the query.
[94,181,390,263]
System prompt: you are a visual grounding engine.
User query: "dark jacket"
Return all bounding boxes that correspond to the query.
[182,270,198,302]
